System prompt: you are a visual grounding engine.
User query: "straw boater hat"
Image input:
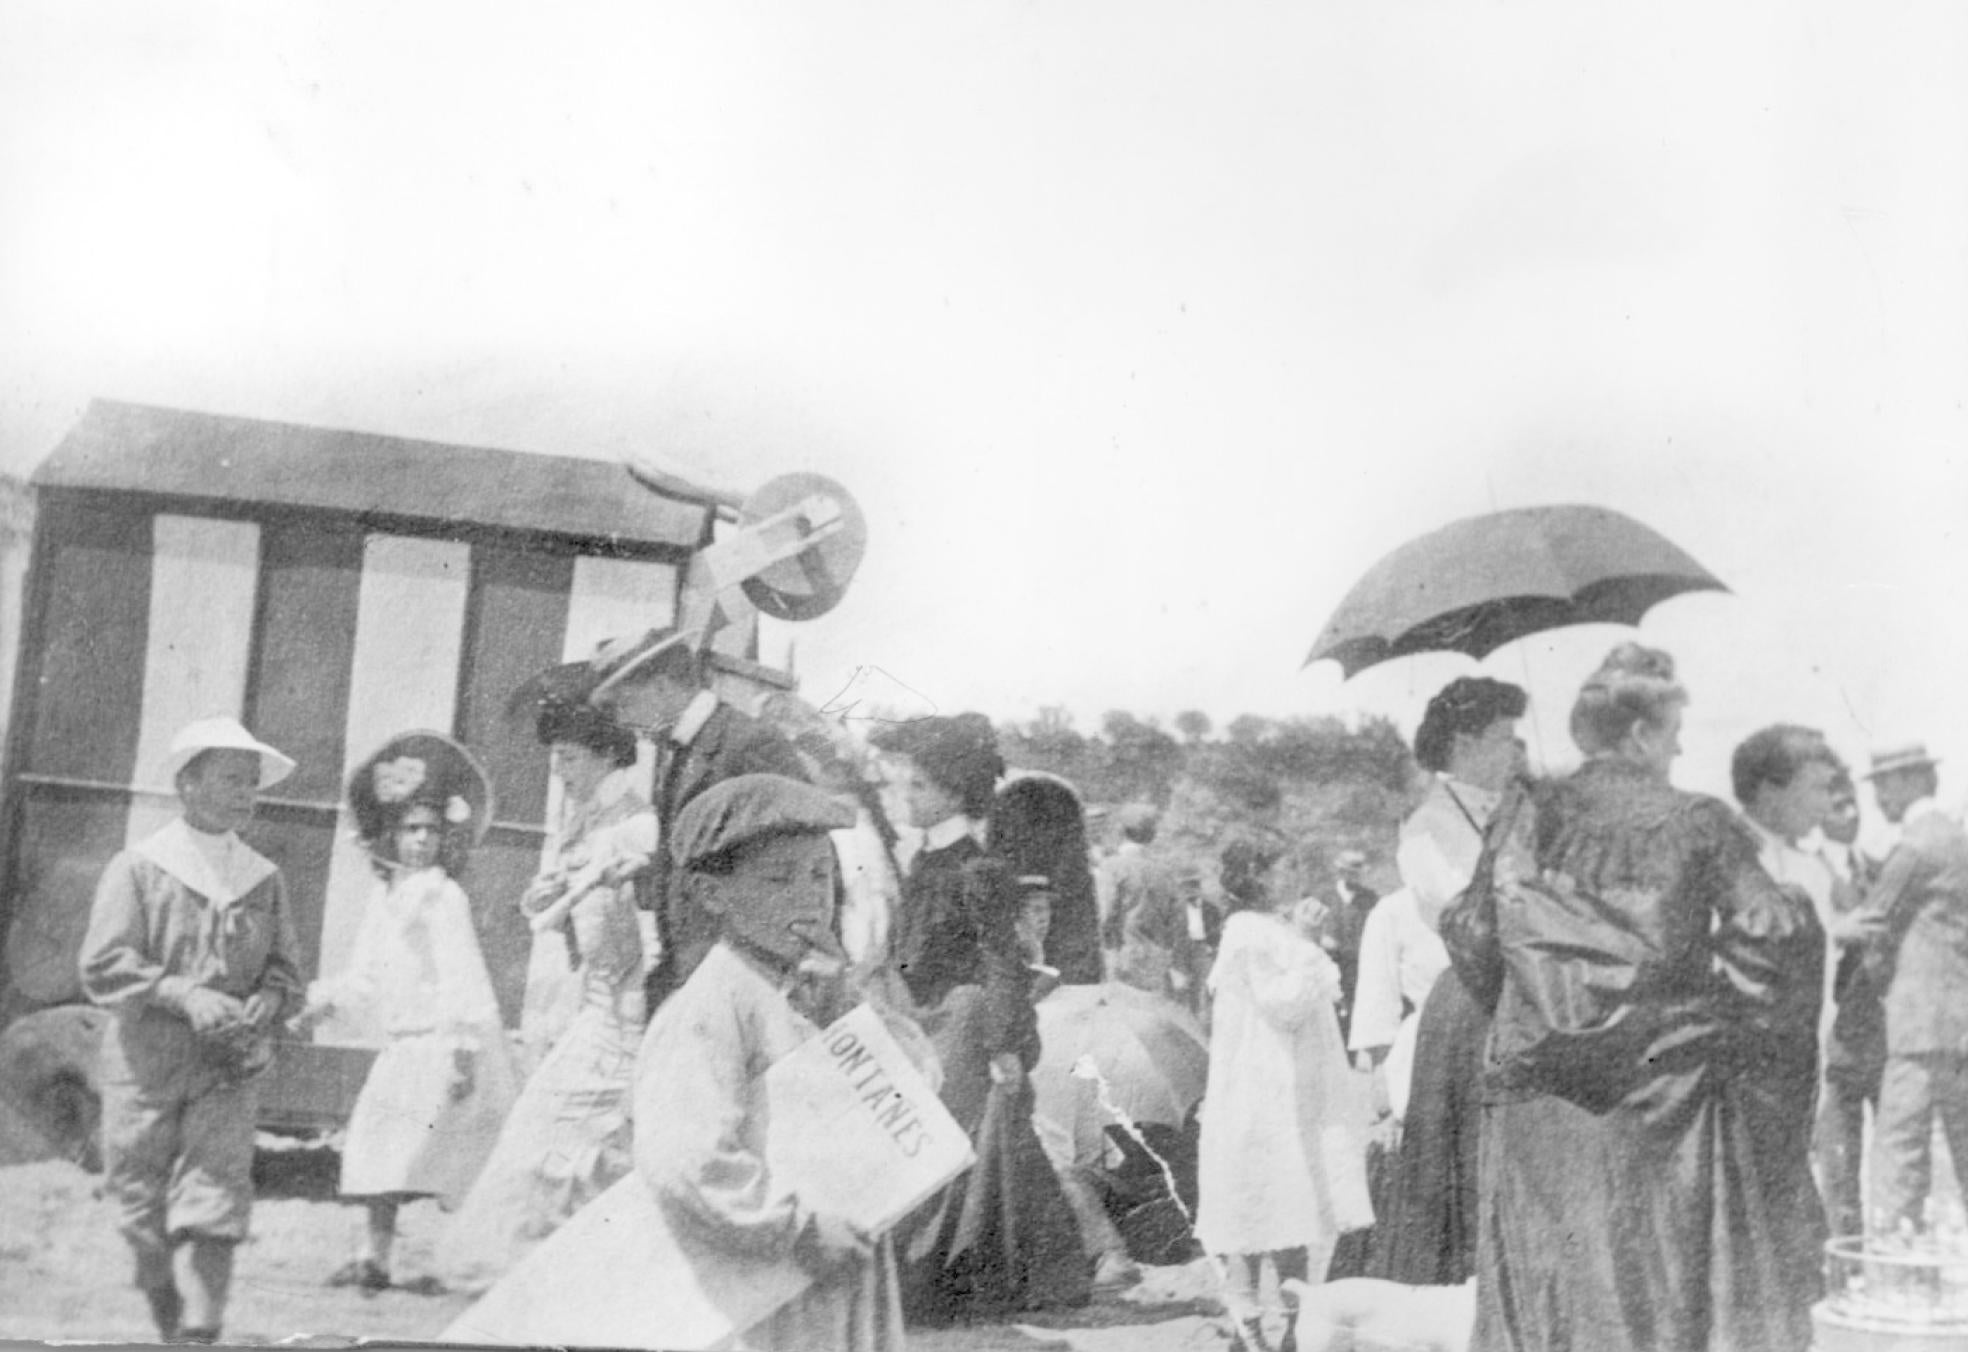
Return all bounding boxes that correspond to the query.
[503,624,710,729]
[1865,742,1942,780]
[164,716,296,789]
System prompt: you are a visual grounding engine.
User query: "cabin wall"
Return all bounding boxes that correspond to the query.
[0,476,33,765]
[0,491,683,1031]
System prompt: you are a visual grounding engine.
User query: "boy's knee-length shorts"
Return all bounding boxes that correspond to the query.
[100,1018,258,1284]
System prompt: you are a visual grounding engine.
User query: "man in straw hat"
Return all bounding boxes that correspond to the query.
[78,716,303,1344]
[1857,741,1968,1232]
[581,624,807,1016]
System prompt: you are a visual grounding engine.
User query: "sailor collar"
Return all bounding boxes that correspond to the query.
[136,817,276,907]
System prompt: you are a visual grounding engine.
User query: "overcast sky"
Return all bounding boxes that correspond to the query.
[3,1,1964,807]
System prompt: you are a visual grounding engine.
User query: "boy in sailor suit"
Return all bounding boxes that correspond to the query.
[79,716,304,1345]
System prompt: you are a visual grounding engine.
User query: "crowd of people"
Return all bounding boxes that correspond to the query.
[68,623,1968,1352]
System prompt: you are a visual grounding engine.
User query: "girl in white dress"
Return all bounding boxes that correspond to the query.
[1196,841,1373,1352]
[302,731,518,1292]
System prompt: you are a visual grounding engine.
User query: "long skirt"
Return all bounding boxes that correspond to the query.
[897,986,1091,1324]
[1368,969,1485,1284]
[1472,1078,1822,1352]
[437,1003,640,1291]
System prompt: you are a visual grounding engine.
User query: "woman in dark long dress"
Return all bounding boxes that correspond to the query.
[871,714,1090,1323]
[1441,644,1825,1352]
[1367,676,1527,1286]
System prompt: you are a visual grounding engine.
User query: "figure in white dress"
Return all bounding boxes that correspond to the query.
[301,731,517,1292]
[439,703,655,1292]
[1197,840,1373,1352]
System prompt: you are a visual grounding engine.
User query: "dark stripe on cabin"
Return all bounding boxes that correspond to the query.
[23,499,151,782]
[242,520,365,974]
[2,497,152,1008]
[455,545,574,1026]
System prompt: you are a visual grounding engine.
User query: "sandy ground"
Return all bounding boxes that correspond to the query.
[0,1147,1239,1352]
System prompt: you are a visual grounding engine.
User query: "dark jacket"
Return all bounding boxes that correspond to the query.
[643,702,809,1012]
[891,835,1038,1067]
[1441,759,1826,1352]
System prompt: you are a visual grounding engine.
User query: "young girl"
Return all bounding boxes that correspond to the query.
[1196,838,1373,1352]
[303,731,518,1292]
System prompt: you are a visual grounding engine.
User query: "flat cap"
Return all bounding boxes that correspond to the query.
[671,773,855,872]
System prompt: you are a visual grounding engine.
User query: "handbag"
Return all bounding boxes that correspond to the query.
[1437,779,1531,1015]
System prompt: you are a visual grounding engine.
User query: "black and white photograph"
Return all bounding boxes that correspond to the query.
[2,4,1966,1350]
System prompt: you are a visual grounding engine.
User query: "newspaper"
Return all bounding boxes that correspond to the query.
[442,1002,972,1349]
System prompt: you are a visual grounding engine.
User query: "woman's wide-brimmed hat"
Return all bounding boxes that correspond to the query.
[346,730,497,847]
[163,716,296,790]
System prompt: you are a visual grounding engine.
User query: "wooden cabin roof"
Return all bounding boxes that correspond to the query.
[35,400,711,551]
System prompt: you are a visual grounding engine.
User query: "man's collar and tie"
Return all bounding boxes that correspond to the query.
[670,689,720,749]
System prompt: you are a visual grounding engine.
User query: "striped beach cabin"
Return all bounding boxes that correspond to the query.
[0,400,790,1133]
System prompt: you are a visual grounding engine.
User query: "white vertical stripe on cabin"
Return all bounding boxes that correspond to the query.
[517,555,677,1059]
[313,534,471,1048]
[125,515,262,849]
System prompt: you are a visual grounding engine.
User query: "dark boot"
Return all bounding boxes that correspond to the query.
[143,1284,184,1342]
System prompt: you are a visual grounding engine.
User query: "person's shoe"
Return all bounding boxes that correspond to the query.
[327,1258,390,1293]
[1229,1316,1274,1352]
[170,1327,220,1345]
[1091,1251,1141,1294]
[144,1284,184,1342]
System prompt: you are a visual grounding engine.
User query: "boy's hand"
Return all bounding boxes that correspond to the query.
[795,1211,873,1278]
[988,1051,1026,1086]
[241,990,281,1029]
[180,988,245,1034]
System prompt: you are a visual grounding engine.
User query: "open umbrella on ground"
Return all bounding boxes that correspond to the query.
[1305,504,1727,679]
[1032,981,1209,1166]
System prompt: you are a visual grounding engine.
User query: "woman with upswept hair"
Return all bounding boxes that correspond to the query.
[1441,644,1825,1352]
[871,713,1090,1323]
[1360,675,1527,1286]
[439,701,655,1293]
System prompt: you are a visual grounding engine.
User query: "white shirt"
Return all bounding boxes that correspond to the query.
[1346,888,1449,1055]
[834,805,901,970]
[1347,887,1448,1120]
[1397,776,1498,931]
[1745,811,1840,1074]
[670,689,720,749]
[894,812,982,875]
[1744,814,1836,929]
